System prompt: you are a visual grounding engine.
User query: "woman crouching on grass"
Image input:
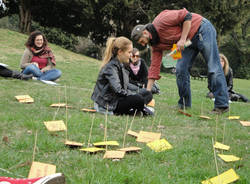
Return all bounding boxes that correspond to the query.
[91,36,154,116]
[20,30,61,81]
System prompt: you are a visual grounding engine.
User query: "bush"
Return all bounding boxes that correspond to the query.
[31,22,78,52]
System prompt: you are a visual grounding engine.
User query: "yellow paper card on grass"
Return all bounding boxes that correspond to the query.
[80,147,105,153]
[199,115,211,120]
[118,146,142,152]
[65,140,83,147]
[15,95,34,103]
[81,108,97,113]
[136,131,161,143]
[218,154,241,162]
[103,151,125,159]
[127,129,139,137]
[228,116,240,120]
[239,121,250,126]
[147,139,173,152]
[28,161,56,179]
[93,141,119,147]
[213,142,230,151]
[50,103,66,107]
[147,99,155,107]
[201,168,239,184]
[44,120,67,132]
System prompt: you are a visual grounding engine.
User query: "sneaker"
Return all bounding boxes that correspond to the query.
[211,107,229,114]
[142,106,154,116]
[32,77,38,80]
[0,173,65,184]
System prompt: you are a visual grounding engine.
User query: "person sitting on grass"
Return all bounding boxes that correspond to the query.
[207,53,249,103]
[20,30,61,82]
[91,36,154,116]
[0,63,32,80]
[125,48,160,94]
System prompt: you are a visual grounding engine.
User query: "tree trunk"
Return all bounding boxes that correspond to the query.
[19,0,31,33]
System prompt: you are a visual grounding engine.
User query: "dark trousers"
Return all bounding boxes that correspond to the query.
[114,90,152,115]
[0,66,13,77]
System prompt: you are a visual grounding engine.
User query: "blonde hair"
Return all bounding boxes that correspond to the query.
[219,53,229,76]
[101,36,132,68]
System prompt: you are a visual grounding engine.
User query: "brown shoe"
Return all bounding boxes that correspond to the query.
[211,107,229,114]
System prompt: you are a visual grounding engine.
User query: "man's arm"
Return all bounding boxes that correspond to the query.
[177,20,191,50]
[147,78,155,91]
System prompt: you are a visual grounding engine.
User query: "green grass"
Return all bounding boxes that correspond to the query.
[0,28,249,184]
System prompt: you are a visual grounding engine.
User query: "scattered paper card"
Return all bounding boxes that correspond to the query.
[147,99,155,107]
[201,168,239,184]
[65,140,83,148]
[136,131,161,143]
[228,116,240,120]
[44,120,67,132]
[218,154,241,162]
[199,115,211,120]
[40,80,58,86]
[118,146,142,152]
[28,161,56,179]
[178,110,192,117]
[93,141,119,147]
[103,151,125,159]
[15,95,34,103]
[127,129,139,137]
[81,108,97,113]
[80,147,105,153]
[50,103,72,108]
[239,121,250,126]
[213,141,230,151]
[147,139,173,152]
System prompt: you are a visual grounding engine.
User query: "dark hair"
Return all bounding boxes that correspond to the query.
[132,48,139,55]
[25,30,48,48]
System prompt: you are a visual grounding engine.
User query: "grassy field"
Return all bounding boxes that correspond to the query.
[0,28,249,184]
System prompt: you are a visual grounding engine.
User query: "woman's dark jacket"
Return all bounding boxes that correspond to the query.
[126,58,148,87]
[91,58,133,111]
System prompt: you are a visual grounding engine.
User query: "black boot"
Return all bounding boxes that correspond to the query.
[12,71,33,80]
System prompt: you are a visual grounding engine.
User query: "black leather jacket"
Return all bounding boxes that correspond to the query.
[91,58,134,111]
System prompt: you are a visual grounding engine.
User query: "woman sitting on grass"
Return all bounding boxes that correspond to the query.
[91,36,153,116]
[20,30,61,81]
[207,53,249,102]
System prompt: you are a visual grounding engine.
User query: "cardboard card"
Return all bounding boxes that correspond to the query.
[147,99,155,107]
[201,168,239,184]
[44,120,67,132]
[28,161,56,179]
[239,121,250,126]
[93,141,119,147]
[127,129,139,137]
[80,147,105,153]
[178,110,191,117]
[136,131,161,143]
[213,141,230,151]
[81,108,96,113]
[50,103,72,108]
[199,115,211,120]
[118,146,142,152]
[147,139,173,152]
[103,151,125,159]
[15,95,34,103]
[218,154,241,162]
[64,140,83,148]
[228,116,240,120]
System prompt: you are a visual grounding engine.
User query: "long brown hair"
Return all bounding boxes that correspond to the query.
[25,30,48,48]
[101,36,132,68]
[219,53,229,76]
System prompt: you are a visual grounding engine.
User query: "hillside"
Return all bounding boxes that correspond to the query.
[0,28,249,184]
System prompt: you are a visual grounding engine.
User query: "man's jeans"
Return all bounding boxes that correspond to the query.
[176,18,228,108]
[22,64,61,81]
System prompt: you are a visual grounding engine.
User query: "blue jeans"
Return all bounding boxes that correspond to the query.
[176,18,228,108]
[22,64,61,81]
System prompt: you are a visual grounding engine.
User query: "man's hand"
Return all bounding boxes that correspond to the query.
[177,39,186,51]
[32,62,39,68]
